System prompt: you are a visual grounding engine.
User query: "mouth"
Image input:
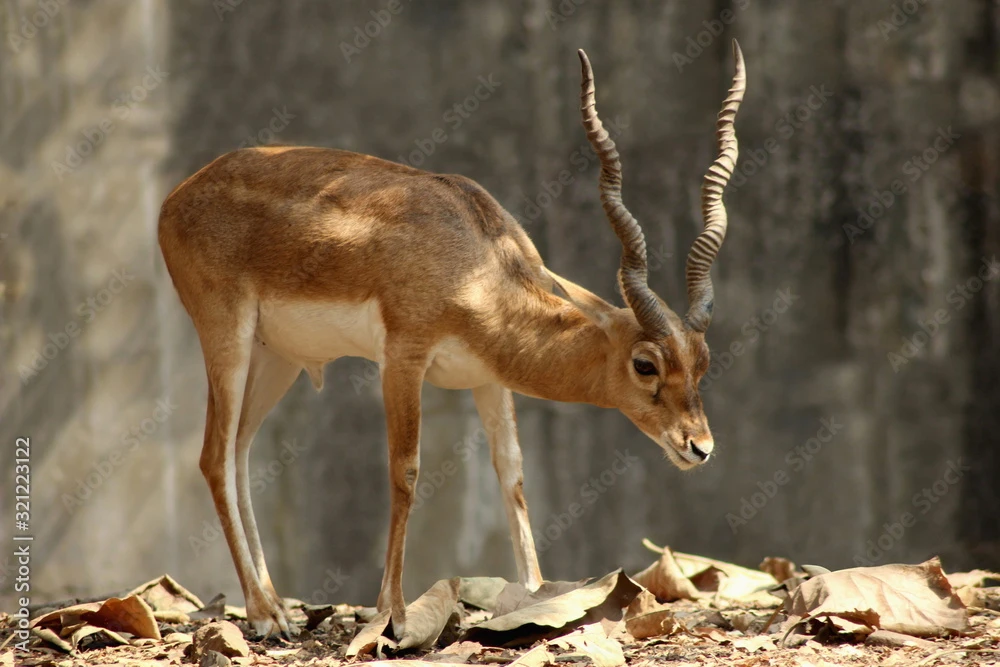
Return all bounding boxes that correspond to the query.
[660,434,711,469]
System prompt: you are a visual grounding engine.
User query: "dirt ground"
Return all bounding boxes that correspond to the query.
[5,593,1000,667]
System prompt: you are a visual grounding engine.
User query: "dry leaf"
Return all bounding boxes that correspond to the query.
[82,595,162,640]
[397,578,462,651]
[632,548,703,601]
[508,644,555,667]
[31,627,73,652]
[346,609,395,658]
[465,569,641,648]
[785,557,968,638]
[459,577,510,612]
[947,570,1000,589]
[687,626,727,642]
[348,578,461,656]
[760,557,797,583]
[624,589,659,618]
[435,640,486,661]
[550,624,625,667]
[127,574,205,613]
[625,609,680,640]
[494,579,589,617]
[639,539,780,604]
[732,635,776,652]
[69,623,130,649]
[864,629,939,649]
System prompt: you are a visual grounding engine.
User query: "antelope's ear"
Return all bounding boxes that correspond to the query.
[544,268,615,331]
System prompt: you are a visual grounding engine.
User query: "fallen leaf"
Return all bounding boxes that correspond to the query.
[732,635,776,652]
[494,579,589,616]
[686,626,727,642]
[30,601,103,630]
[956,585,985,608]
[127,574,205,614]
[459,577,509,612]
[639,539,780,604]
[784,557,968,639]
[465,569,641,648]
[550,624,625,667]
[191,593,227,620]
[759,557,798,583]
[947,570,1000,589]
[348,579,462,656]
[625,609,680,640]
[69,623,130,649]
[31,627,73,652]
[508,644,555,667]
[397,578,462,651]
[632,548,703,601]
[302,604,336,631]
[82,595,161,640]
[435,640,486,661]
[864,629,939,649]
[624,589,659,618]
[346,609,395,658]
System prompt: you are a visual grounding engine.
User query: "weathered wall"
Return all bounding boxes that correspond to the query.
[1,0,998,610]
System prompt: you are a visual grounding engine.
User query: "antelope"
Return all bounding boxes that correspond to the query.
[158,42,745,638]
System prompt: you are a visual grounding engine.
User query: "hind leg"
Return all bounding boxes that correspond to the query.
[235,341,302,618]
[195,304,291,637]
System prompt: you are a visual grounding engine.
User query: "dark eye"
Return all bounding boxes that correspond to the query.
[633,359,657,376]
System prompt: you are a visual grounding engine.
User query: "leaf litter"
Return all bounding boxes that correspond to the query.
[7,545,999,667]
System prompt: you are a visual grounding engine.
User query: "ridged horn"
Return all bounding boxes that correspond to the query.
[685,40,746,333]
[578,49,670,336]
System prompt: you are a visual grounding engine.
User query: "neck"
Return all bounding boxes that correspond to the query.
[475,289,615,407]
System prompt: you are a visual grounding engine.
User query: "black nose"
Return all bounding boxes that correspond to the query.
[689,440,710,460]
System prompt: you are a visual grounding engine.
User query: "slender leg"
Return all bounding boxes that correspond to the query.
[196,305,290,637]
[472,383,543,590]
[375,344,427,639]
[234,341,301,610]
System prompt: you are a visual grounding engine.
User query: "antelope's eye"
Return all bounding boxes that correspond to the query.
[633,359,657,376]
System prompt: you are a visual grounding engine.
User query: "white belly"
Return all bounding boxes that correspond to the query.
[255,298,495,390]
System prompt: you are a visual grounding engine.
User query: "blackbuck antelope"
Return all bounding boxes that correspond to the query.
[158,43,746,638]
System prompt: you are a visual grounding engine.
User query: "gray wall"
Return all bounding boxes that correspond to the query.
[2,0,998,610]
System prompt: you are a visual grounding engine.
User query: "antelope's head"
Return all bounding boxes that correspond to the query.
[561,44,746,471]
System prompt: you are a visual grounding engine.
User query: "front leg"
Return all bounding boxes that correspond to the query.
[376,344,427,639]
[472,383,543,590]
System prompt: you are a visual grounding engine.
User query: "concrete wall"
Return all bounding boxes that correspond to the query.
[2,0,998,610]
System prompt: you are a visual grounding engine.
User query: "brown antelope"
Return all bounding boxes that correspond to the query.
[158,43,745,638]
